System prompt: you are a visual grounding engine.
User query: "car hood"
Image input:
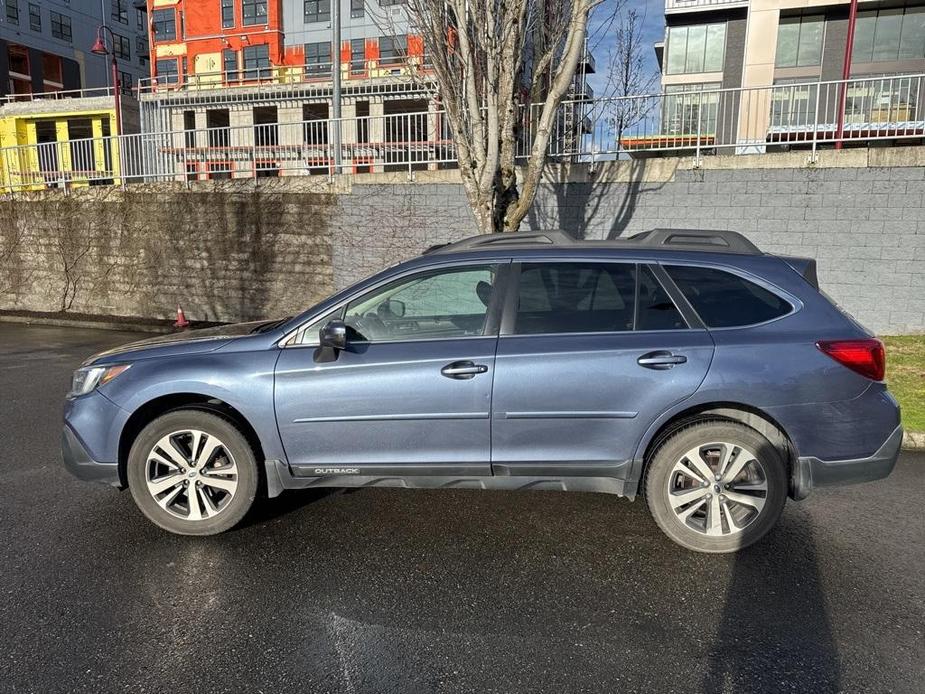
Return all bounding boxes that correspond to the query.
[84,320,277,365]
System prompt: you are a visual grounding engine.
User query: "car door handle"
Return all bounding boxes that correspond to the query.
[441,361,489,379]
[637,351,688,370]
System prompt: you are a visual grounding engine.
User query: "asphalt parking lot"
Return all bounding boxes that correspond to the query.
[0,322,923,693]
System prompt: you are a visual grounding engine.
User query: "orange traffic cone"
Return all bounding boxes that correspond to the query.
[174,304,190,329]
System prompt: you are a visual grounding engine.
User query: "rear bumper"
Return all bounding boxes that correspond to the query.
[61,425,121,487]
[791,425,903,500]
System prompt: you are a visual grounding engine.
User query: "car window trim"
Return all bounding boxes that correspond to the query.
[500,259,693,337]
[280,259,512,348]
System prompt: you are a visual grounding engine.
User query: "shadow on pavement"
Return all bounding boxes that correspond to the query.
[703,517,841,692]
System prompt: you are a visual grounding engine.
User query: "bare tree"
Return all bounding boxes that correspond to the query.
[405,0,609,233]
[601,7,659,153]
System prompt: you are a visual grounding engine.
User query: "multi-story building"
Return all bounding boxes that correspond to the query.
[0,0,149,96]
[650,0,925,152]
[142,0,436,177]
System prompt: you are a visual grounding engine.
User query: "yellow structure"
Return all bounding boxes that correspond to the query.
[0,94,138,192]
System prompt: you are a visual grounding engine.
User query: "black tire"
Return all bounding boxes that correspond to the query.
[644,420,787,554]
[127,410,258,536]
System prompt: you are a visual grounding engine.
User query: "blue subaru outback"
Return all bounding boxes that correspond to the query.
[62,229,902,552]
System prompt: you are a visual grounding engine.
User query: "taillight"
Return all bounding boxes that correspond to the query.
[816,339,885,381]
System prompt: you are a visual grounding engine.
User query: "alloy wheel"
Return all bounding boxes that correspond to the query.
[666,442,768,537]
[144,429,238,521]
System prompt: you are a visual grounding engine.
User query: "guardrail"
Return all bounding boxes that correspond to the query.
[1,73,922,194]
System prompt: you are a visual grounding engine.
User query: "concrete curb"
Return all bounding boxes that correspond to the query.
[0,313,173,334]
[903,431,925,451]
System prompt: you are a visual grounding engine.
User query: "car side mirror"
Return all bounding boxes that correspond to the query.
[319,319,347,350]
[379,299,406,318]
[315,319,347,363]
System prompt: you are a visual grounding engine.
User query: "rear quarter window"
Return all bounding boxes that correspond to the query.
[665,265,792,328]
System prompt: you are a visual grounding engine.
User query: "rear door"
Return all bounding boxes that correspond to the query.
[490,261,714,476]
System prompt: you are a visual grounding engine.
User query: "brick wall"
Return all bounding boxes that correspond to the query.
[1,150,923,334]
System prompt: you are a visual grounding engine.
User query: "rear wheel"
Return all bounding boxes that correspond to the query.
[644,421,787,553]
[127,410,258,536]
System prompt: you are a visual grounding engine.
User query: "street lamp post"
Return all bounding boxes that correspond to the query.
[91,26,123,139]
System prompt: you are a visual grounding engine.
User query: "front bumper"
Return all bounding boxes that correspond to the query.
[791,425,903,500]
[61,425,122,487]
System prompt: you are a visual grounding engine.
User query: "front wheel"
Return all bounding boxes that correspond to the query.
[644,421,788,553]
[127,410,258,536]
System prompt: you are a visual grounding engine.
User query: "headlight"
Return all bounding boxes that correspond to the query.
[69,364,131,397]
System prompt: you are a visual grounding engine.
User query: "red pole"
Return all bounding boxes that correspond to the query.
[834,0,859,150]
[111,56,122,137]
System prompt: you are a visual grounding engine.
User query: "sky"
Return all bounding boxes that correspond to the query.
[586,0,665,98]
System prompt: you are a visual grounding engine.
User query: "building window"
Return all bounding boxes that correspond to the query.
[379,35,406,62]
[42,53,63,91]
[113,33,130,60]
[351,0,364,18]
[112,0,128,24]
[304,41,331,74]
[221,0,234,28]
[136,7,146,30]
[351,38,365,69]
[304,0,330,24]
[206,109,230,148]
[28,3,40,32]
[119,71,133,93]
[242,44,270,79]
[50,11,72,43]
[152,8,176,41]
[775,15,824,68]
[380,0,405,6]
[665,23,726,75]
[242,0,268,26]
[771,79,819,129]
[6,0,19,25]
[136,36,149,65]
[662,83,721,135]
[223,48,239,81]
[156,58,179,84]
[852,7,925,63]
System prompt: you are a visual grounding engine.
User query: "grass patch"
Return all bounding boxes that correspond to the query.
[882,335,925,432]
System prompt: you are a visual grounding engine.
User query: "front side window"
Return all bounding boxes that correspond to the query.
[665,23,726,75]
[775,15,824,67]
[152,9,176,40]
[242,0,268,26]
[666,265,792,328]
[343,266,498,342]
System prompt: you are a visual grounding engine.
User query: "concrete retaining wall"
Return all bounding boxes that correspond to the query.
[1,147,923,334]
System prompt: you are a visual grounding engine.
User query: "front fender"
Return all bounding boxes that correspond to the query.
[97,349,286,464]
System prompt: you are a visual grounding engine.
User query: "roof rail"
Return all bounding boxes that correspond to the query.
[424,228,762,256]
[628,228,761,254]
[424,230,576,254]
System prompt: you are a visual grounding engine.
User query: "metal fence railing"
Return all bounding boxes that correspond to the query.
[1,73,922,194]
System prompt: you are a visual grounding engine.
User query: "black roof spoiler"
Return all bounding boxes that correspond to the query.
[779,256,819,289]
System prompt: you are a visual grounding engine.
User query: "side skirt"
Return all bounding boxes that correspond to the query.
[264,460,627,498]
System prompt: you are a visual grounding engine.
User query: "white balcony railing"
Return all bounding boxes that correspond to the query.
[1,73,922,194]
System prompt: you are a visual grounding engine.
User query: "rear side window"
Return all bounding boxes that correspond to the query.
[665,265,791,328]
[512,263,686,335]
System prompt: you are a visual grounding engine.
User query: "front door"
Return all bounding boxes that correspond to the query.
[491,261,714,475]
[275,263,506,475]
